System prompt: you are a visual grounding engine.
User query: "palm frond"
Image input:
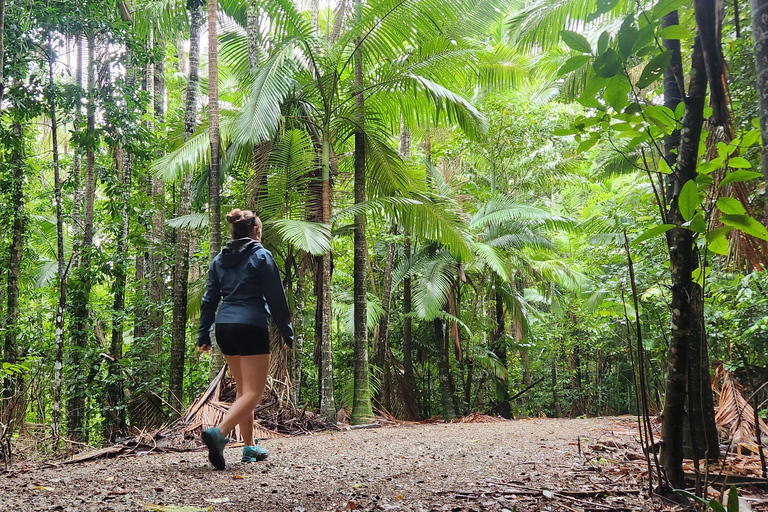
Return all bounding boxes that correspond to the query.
[166,212,208,230]
[266,219,331,256]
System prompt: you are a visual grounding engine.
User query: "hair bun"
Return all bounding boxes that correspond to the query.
[226,208,244,224]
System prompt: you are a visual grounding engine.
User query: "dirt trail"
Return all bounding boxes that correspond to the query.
[0,416,714,511]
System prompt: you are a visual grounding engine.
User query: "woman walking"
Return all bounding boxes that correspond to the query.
[197,209,294,470]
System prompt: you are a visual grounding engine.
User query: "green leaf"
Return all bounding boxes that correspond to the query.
[698,161,722,174]
[720,214,768,241]
[561,30,592,53]
[637,50,673,89]
[727,485,740,512]
[689,213,707,233]
[587,0,620,21]
[742,129,761,147]
[716,197,747,215]
[632,224,676,245]
[577,137,599,153]
[706,226,734,242]
[727,156,752,168]
[557,55,592,76]
[708,234,730,256]
[678,180,699,221]
[659,25,690,40]
[719,170,763,187]
[658,158,673,174]
[597,31,610,54]
[553,128,576,136]
[593,48,623,78]
[618,16,638,60]
[692,266,710,286]
[708,498,727,512]
[652,0,688,18]
[604,76,630,111]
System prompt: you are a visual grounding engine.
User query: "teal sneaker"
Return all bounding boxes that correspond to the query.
[241,443,269,462]
[201,426,229,470]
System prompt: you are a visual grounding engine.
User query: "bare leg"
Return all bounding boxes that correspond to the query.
[218,354,269,439]
[225,355,255,445]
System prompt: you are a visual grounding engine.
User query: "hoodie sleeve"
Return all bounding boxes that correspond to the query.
[258,249,294,347]
[198,260,221,346]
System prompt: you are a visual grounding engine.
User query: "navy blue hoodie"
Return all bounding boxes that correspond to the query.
[198,238,294,348]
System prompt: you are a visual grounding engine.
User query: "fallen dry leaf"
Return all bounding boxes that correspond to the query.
[31,486,54,491]
[395,494,404,499]
[203,497,229,503]
[232,475,244,480]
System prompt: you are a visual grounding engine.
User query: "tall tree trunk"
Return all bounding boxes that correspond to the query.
[106,144,131,441]
[433,318,456,420]
[71,35,84,253]
[660,36,710,489]
[170,1,202,414]
[3,120,24,412]
[399,122,417,418]
[48,35,66,446]
[350,19,373,426]
[751,0,768,221]
[311,0,319,30]
[319,134,336,422]
[148,26,166,353]
[67,34,96,442]
[207,0,225,377]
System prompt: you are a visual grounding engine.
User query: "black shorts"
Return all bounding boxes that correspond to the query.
[215,323,271,356]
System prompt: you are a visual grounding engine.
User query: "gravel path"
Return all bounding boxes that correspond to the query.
[0,416,683,511]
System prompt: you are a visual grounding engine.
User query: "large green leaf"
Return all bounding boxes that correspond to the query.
[266,219,331,255]
[561,30,591,53]
[719,170,762,187]
[677,180,699,222]
[720,215,768,241]
[631,224,675,246]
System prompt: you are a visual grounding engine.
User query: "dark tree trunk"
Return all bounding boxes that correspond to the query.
[493,287,511,418]
[170,1,202,413]
[375,233,396,412]
[3,120,24,408]
[660,36,711,489]
[67,34,96,442]
[433,318,456,421]
[751,0,768,221]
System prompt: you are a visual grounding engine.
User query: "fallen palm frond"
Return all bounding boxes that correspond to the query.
[714,368,768,448]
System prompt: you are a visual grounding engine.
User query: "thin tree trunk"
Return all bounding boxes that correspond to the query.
[433,318,456,421]
[493,286,511,418]
[47,35,66,447]
[71,36,84,249]
[350,19,373,425]
[292,259,305,405]
[148,27,166,353]
[660,36,709,489]
[3,120,24,411]
[399,123,417,418]
[751,0,768,222]
[319,134,336,422]
[170,1,202,414]
[67,34,96,442]
[311,0,319,30]
[207,0,225,378]
[375,231,396,410]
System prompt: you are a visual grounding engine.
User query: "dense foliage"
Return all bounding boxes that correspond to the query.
[1,0,767,488]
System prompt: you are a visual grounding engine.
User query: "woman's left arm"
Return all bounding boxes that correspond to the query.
[259,251,294,347]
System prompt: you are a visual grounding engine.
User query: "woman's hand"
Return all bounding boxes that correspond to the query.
[196,344,212,355]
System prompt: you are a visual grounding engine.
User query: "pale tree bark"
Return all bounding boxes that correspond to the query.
[148,26,166,353]
[311,0,319,30]
[751,0,768,222]
[170,0,203,414]
[292,259,306,405]
[399,123,417,418]
[71,36,84,249]
[492,285,510,418]
[350,19,373,425]
[246,4,260,69]
[374,231,395,411]
[433,318,456,420]
[319,134,336,422]
[67,34,96,441]
[208,0,224,377]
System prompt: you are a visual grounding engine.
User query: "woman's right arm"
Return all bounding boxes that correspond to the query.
[198,261,220,347]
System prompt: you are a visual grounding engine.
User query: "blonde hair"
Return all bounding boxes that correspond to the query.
[226,208,261,239]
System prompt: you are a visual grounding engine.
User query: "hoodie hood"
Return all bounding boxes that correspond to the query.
[219,238,259,268]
